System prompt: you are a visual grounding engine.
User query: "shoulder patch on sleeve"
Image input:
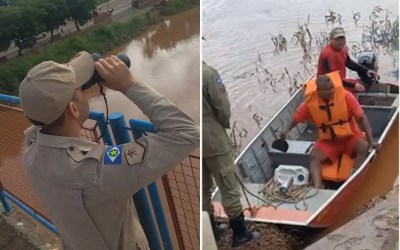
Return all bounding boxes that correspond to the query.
[104,145,122,165]
[123,142,146,166]
[214,74,226,91]
[214,74,222,87]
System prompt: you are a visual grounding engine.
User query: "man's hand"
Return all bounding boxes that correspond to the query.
[354,83,366,92]
[95,55,139,93]
[370,142,381,152]
[279,131,288,140]
[366,70,378,81]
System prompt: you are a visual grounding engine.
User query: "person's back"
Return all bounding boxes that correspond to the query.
[202,61,232,157]
[202,61,258,247]
[20,52,199,249]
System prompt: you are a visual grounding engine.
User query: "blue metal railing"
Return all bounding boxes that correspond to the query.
[108,112,161,250]
[0,94,20,104]
[88,111,113,145]
[0,95,172,250]
[129,118,172,250]
[1,191,59,235]
[109,113,173,250]
[0,191,14,216]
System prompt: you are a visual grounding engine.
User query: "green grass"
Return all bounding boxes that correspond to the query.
[160,0,199,16]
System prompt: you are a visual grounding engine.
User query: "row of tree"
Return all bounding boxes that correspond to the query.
[0,0,98,56]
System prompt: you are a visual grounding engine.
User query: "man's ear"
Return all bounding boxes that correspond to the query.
[66,101,80,119]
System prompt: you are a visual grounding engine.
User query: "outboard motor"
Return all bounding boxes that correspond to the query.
[357,51,379,90]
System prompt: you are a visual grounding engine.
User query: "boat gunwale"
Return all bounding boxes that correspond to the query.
[237,107,398,226]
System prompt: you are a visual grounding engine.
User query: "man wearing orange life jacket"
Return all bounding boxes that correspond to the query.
[281,72,380,189]
[317,27,378,93]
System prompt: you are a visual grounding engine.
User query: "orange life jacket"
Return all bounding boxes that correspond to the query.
[321,154,354,182]
[304,71,353,141]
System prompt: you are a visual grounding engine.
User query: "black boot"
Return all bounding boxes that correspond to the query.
[229,212,259,247]
[209,214,227,241]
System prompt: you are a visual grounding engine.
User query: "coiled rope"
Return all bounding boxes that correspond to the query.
[235,172,319,213]
[259,180,319,211]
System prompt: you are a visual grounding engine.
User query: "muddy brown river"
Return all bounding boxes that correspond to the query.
[88,7,200,123]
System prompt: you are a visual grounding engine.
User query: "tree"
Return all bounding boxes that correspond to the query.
[36,0,69,42]
[0,0,9,6]
[7,2,46,56]
[65,0,97,31]
[0,9,14,51]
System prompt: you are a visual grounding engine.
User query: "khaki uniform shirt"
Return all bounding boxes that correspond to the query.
[23,82,199,250]
[202,61,232,157]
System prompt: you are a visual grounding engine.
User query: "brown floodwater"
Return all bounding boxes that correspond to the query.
[88,7,200,123]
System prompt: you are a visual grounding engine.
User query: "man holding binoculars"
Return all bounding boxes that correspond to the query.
[19,51,200,250]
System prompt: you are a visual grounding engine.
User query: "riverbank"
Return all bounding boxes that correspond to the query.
[208,180,399,250]
[0,0,199,96]
[306,181,399,250]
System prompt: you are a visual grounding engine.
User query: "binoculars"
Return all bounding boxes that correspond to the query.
[81,53,131,90]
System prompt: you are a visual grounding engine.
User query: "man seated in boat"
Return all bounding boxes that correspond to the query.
[317,27,378,93]
[281,72,380,189]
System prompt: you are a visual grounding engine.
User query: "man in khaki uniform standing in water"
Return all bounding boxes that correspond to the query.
[202,61,258,247]
[19,51,200,250]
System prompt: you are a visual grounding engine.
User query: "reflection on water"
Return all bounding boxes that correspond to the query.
[89,7,200,123]
[140,10,200,59]
[203,0,398,149]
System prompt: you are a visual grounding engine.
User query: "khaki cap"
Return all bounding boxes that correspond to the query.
[330,27,346,39]
[19,51,94,125]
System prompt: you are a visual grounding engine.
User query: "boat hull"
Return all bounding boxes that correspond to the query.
[309,114,399,228]
[211,82,399,228]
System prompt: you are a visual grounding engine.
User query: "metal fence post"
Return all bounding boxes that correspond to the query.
[130,119,173,250]
[108,113,161,250]
[0,194,13,215]
[0,183,14,216]
[130,118,157,136]
[88,111,113,145]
